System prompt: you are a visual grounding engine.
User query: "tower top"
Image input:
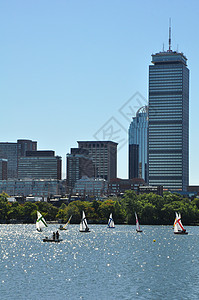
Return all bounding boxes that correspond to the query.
[168,18,172,52]
[151,20,187,65]
[151,51,187,66]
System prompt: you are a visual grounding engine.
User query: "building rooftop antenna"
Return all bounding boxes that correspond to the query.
[168,18,172,52]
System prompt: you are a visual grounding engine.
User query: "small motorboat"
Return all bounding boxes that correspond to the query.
[43,237,63,243]
[43,231,63,242]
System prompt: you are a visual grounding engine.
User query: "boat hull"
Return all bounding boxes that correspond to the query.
[59,228,67,230]
[174,231,188,235]
[79,230,90,232]
[43,238,63,242]
[136,230,142,233]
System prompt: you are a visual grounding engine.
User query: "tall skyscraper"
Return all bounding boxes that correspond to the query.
[148,28,189,191]
[129,106,148,182]
[129,144,139,179]
[78,141,117,181]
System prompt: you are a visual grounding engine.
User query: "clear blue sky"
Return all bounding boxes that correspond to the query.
[0,0,198,184]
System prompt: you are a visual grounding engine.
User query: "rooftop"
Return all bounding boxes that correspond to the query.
[151,50,187,66]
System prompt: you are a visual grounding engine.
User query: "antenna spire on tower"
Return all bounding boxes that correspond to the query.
[169,18,172,52]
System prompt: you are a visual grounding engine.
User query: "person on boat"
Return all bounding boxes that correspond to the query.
[53,232,55,240]
[56,230,59,240]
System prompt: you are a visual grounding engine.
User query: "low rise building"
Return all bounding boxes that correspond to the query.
[0,179,66,197]
[108,178,146,195]
[138,185,163,196]
[73,176,108,197]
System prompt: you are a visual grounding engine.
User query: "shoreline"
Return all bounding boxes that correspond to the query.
[0,222,199,226]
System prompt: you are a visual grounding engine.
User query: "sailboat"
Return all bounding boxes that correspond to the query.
[135,212,142,232]
[174,212,188,235]
[59,215,72,230]
[36,211,48,232]
[107,213,115,228]
[79,211,90,232]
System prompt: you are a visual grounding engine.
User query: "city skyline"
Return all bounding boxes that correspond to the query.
[1,1,199,184]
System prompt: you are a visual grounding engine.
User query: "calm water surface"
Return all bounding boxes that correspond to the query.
[0,224,199,300]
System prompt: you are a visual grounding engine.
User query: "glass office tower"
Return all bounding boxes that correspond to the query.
[148,51,189,191]
[129,106,148,182]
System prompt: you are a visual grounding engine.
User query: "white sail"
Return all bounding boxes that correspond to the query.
[178,213,185,230]
[174,212,179,233]
[107,213,115,228]
[80,211,89,232]
[36,211,48,231]
[178,213,186,231]
[135,212,141,231]
[63,215,72,229]
[174,212,186,233]
[173,212,178,232]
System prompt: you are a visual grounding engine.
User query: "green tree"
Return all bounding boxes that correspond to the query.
[7,204,24,221]
[36,202,58,220]
[63,202,81,223]
[122,191,141,224]
[22,202,38,222]
[113,200,126,223]
[141,203,156,224]
[0,193,9,221]
[99,200,116,221]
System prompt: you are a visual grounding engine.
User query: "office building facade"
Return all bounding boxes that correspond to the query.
[78,141,117,181]
[109,177,146,195]
[0,139,37,179]
[129,144,139,179]
[0,143,18,179]
[0,179,65,197]
[129,106,148,181]
[73,176,108,197]
[0,159,8,180]
[17,139,37,157]
[66,148,95,189]
[148,50,189,191]
[18,151,61,180]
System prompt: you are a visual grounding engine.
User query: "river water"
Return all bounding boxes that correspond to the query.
[0,224,199,300]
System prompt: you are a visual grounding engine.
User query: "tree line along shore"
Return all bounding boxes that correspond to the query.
[0,191,199,225]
